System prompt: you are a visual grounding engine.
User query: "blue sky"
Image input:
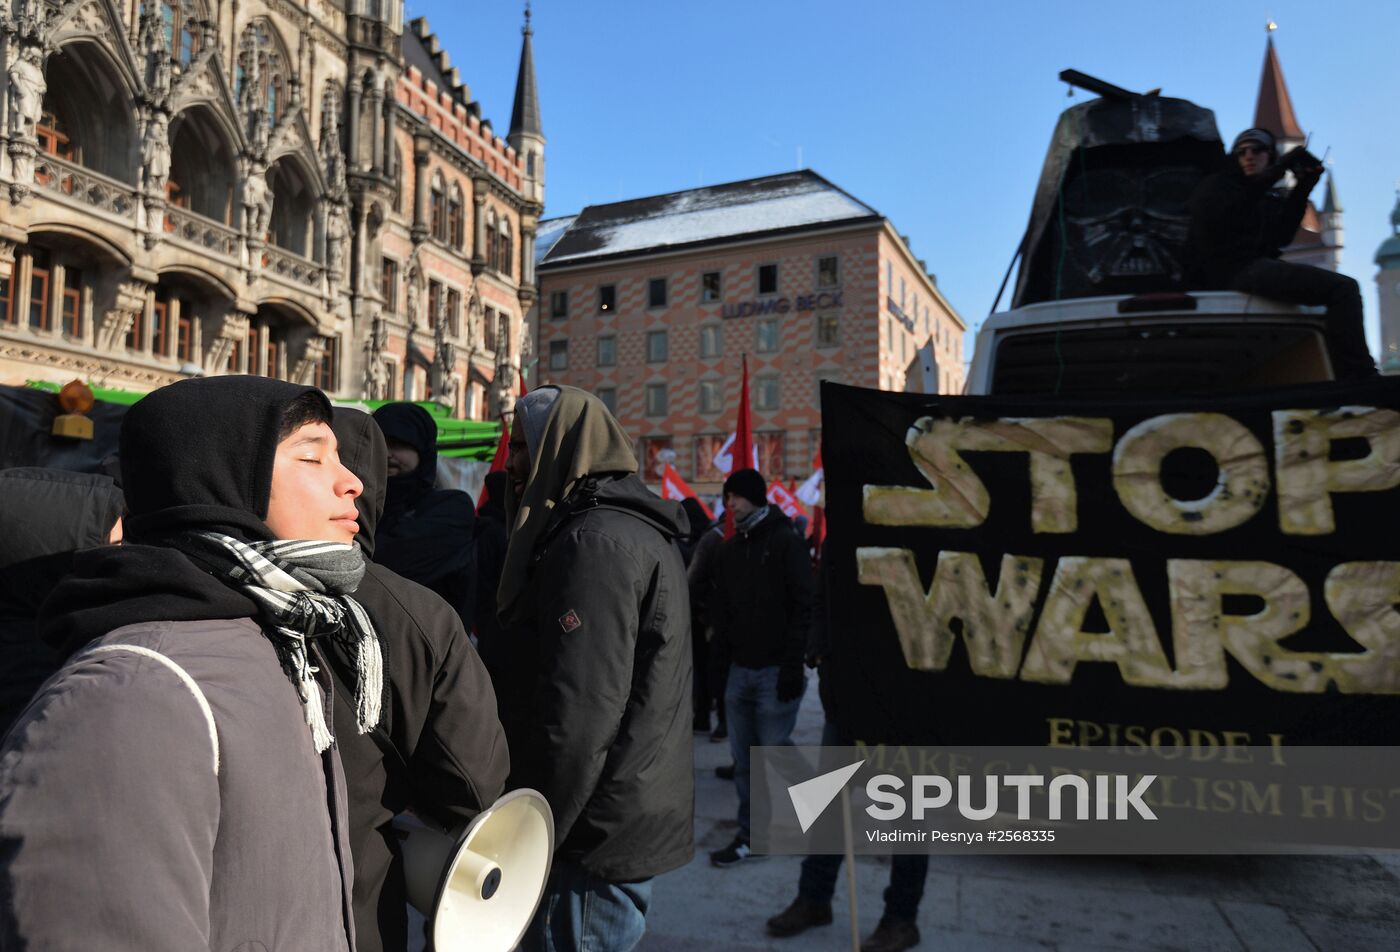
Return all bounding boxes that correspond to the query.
[409,0,1400,362]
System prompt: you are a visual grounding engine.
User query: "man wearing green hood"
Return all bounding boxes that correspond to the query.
[494,385,694,952]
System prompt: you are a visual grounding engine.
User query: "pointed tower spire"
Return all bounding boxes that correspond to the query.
[509,3,542,140]
[509,2,545,207]
[1254,29,1304,147]
[1322,172,1342,215]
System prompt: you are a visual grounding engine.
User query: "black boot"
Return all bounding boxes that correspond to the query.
[766,896,833,937]
[861,917,920,952]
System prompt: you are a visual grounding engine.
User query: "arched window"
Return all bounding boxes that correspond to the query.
[448,184,464,249]
[498,220,512,278]
[429,172,446,242]
[237,21,288,129]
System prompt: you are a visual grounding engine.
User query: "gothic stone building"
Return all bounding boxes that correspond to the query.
[0,0,544,419]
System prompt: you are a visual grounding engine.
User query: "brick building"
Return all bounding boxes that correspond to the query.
[0,0,542,420]
[534,170,966,490]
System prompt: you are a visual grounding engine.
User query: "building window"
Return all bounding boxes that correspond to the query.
[381,258,399,313]
[648,277,667,309]
[597,386,617,415]
[756,317,779,353]
[885,260,893,295]
[757,263,777,295]
[150,301,169,356]
[28,249,50,332]
[756,430,785,477]
[265,332,283,379]
[430,177,446,242]
[817,255,840,288]
[446,288,461,336]
[701,271,721,302]
[0,273,14,325]
[314,336,339,391]
[816,312,839,347]
[599,284,615,312]
[486,215,497,266]
[597,335,616,367]
[448,191,464,248]
[61,267,82,338]
[550,290,568,320]
[428,280,443,330]
[499,224,513,278]
[699,324,722,358]
[126,301,145,351]
[756,375,780,411]
[640,437,674,477]
[483,306,496,351]
[246,324,261,373]
[176,307,194,363]
[900,275,906,308]
[36,110,74,161]
[699,379,722,414]
[549,339,568,370]
[646,329,668,363]
[645,382,667,416]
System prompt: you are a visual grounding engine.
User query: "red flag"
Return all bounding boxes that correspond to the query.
[723,355,756,539]
[518,368,529,396]
[660,463,713,520]
[766,480,809,521]
[477,422,510,512]
[810,504,826,554]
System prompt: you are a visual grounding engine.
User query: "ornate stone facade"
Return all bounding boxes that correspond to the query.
[0,0,543,420]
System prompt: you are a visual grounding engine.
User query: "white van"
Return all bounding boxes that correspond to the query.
[965,290,1332,397]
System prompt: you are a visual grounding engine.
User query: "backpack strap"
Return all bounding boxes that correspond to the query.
[77,644,220,777]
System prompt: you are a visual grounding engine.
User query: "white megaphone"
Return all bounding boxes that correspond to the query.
[396,788,554,952]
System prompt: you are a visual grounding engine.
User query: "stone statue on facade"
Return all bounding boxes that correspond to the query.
[242,167,272,238]
[325,202,349,277]
[7,45,44,140]
[405,255,422,328]
[320,84,347,199]
[142,111,171,194]
[362,314,389,399]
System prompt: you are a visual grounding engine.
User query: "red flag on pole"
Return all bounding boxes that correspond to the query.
[478,369,527,512]
[518,368,529,397]
[660,463,713,520]
[766,480,809,521]
[723,355,755,539]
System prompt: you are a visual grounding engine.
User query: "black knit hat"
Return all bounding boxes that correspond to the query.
[723,468,767,507]
[119,375,329,543]
[1231,128,1276,159]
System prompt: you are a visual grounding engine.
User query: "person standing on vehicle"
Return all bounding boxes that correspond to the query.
[1186,127,1375,378]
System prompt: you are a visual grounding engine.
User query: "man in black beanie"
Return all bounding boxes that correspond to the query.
[708,468,814,868]
[371,402,478,629]
[0,376,368,950]
[1187,127,1375,379]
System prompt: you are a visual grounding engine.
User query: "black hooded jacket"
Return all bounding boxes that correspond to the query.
[371,403,478,629]
[713,506,814,670]
[1186,157,1312,288]
[499,473,695,881]
[327,409,509,952]
[0,468,124,734]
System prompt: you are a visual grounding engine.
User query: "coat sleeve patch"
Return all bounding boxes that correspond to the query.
[558,609,583,633]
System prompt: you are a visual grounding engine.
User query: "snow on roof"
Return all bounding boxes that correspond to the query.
[535,215,576,264]
[540,171,880,267]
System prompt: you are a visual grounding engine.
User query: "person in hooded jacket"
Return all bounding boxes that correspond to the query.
[497,385,694,952]
[0,467,124,735]
[708,467,814,868]
[0,376,370,951]
[371,402,478,629]
[327,408,509,952]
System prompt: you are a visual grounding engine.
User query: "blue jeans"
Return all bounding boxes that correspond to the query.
[522,859,652,952]
[797,720,929,920]
[726,664,804,841]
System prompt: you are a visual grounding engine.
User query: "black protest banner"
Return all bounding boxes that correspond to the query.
[821,380,1400,748]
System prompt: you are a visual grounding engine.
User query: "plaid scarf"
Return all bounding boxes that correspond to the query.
[178,531,384,752]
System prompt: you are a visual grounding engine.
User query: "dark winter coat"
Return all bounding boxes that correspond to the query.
[713,507,814,670]
[371,403,478,629]
[328,409,509,952]
[1186,163,1311,287]
[500,473,695,882]
[0,467,124,735]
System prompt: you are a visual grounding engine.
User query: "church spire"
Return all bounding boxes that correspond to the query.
[509,3,542,141]
[1253,29,1304,147]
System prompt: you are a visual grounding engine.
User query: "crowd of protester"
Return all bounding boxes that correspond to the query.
[0,377,919,952]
